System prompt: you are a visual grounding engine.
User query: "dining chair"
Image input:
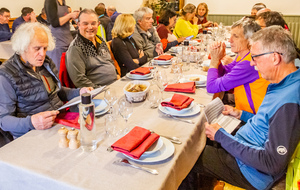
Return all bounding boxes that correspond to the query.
[106,40,121,76]
[59,52,75,88]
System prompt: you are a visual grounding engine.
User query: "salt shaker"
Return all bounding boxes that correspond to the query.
[68,128,80,149]
[58,127,69,148]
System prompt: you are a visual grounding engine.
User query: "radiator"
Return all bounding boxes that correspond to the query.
[287,22,300,48]
[208,15,300,48]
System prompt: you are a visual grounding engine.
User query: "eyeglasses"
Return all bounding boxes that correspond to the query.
[251,51,283,62]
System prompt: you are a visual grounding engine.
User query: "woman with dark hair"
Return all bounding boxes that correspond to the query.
[44,0,79,71]
[156,9,185,52]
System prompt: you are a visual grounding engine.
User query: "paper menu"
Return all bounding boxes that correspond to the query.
[57,86,106,111]
[204,97,240,134]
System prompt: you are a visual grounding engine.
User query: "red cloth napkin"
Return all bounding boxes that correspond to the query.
[164,82,196,93]
[130,67,151,75]
[111,126,160,159]
[161,94,194,110]
[55,112,80,129]
[155,54,173,61]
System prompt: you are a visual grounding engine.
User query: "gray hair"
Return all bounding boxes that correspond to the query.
[133,7,153,23]
[232,18,261,40]
[107,6,116,12]
[11,22,55,55]
[250,25,297,63]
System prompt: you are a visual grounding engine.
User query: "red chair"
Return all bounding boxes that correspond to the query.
[59,52,75,88]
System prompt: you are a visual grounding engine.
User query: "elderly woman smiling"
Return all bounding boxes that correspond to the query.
[207,18,270,114]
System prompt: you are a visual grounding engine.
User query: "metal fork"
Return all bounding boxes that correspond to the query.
[114,159,159,175]
[165,114,195,124]
[149,130,182,144]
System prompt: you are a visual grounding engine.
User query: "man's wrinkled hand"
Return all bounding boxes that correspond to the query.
[31,111,59,130]
[222,105,242,119]
[205,122,221,141]
[80,87,94,95]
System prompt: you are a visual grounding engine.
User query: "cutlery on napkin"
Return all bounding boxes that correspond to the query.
[164,82,196,93]
[161,94,194,110]
[111,126,160,159]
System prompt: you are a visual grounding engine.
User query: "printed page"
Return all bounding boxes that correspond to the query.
[204,97,224,123]
[57,86,106,111]
[204,97,241,134]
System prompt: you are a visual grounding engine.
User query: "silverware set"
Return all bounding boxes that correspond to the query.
[163,113,195,124]
[149,130,182,144]
[114,159,159,175]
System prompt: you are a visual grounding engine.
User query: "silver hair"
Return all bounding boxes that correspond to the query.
[11,22,55,55]
[232,18,261,40]
[133,7,153,23]
[250,25,297,63]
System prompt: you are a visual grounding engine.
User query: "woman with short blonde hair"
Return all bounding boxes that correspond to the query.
[111,14,135,39]
[111,14,147,77]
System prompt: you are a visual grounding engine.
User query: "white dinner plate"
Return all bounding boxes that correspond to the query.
[154,58,172,65]
[180,74,207,85]
[178,78,206,88]
[142,137,164,156]
[126,72,153,80]
[123,137,175,163]
[162,97,195,114]
[92,99,109,116]
[159,102,201,117]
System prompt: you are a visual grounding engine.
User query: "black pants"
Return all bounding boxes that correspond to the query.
[0,128,13,148]
[178,145,256,190]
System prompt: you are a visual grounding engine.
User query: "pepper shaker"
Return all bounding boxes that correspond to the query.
[68,128,80,149]
[58,127,69,148]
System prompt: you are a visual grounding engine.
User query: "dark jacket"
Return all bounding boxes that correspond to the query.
[0,54,79,137]
[111,36,147,77]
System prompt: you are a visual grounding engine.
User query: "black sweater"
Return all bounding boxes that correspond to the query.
[111,36,147,77]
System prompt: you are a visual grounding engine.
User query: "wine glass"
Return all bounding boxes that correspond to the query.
[118,97,133,133]
[155,70,168,99]
[147,85,162,109]
[104,89,117,114]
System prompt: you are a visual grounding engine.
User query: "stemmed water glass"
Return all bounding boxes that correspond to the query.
[147,85,162,109]
[155,70,168,99]
[118,97,133,134]
[104,89,117,114]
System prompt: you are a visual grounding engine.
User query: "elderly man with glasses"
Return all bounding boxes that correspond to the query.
[179,26,300,190]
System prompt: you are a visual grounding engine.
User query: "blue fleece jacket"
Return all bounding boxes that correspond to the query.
[215,69,300,190]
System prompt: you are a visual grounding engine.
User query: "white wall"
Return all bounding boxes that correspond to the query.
[3,0,300,18]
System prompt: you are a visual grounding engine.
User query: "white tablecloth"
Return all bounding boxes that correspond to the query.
[0,65,212,190]
[0,40,14,60]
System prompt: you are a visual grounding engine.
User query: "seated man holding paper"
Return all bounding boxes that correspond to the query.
[0,22,92,138]
[179,26,300,190]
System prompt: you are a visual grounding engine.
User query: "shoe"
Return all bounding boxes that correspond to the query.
[213,181,245,190]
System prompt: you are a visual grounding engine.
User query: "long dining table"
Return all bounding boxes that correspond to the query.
[0,62,213,190]
[0,40,14,60]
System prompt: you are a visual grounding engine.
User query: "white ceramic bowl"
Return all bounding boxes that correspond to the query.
[123,81,150,103]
